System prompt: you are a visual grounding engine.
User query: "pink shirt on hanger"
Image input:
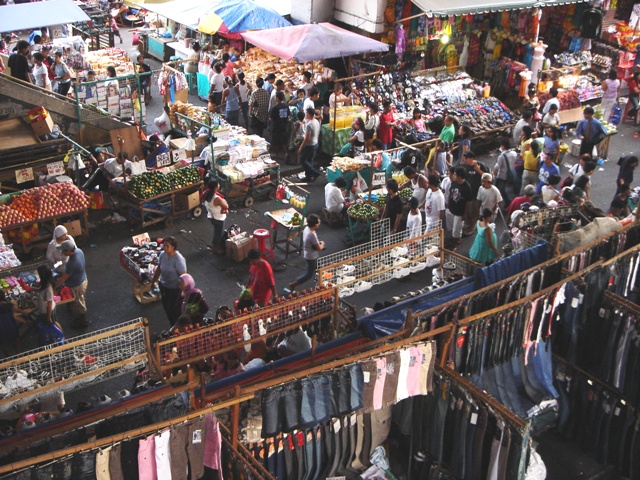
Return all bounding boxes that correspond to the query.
[406,346,423,397]
[138,435,158,480]
[372,356,386,410]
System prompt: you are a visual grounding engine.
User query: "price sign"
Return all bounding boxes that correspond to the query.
[130,161,147,176]
[156,152,171,167]
[15,167,34,184]
[171,148,187,163]
[47,161,65,176]
[132,232,151,245]
[372,172,386,187]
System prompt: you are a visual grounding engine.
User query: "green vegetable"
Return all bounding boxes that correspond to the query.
[128,166,201,199]
[348,203,379,220]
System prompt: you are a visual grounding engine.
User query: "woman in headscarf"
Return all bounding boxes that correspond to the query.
[46,225,75,274]
[178,273,209,325]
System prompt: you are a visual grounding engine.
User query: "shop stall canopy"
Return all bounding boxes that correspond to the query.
[198,0,291,38]
[411,0,588,16]
[135,0,217,30]
[240,23,389,62]
[0,0,90,32]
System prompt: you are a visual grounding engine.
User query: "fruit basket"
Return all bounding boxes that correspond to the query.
[347,203,379,221]
[0,184,90,258]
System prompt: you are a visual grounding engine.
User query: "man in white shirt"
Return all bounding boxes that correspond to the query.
[424,174,445,231]
[83,152,133,192]
[303,87,320,114]
[300,71,314,96]
[269,79,286,111]
[325,177,347,214]
[208,63,224,109]
[298,107,322,181]
[542,87,560,114]
[513,111,533,144]
[477,173,503,213]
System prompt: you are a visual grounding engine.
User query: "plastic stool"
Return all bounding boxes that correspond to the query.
[251,229,274,262]
[185,72,197,95]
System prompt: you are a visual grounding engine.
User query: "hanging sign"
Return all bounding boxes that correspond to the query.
[372,172,386,187]
[132,232,151,245]
[156,152,171,167]
[171,148,187,163]
[15,167,34,184]
[47,161,65,176]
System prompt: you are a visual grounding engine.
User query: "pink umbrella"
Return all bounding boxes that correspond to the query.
[241,23,389,62]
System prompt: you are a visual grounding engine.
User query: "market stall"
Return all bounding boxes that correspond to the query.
[267,180,308,257]
[111,166,203,229]
[169,102,281,208]
[0,183,89,257]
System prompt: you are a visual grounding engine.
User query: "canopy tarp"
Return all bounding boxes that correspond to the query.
[136,0,219,30]
[411,0,589,16]
[198,0,290,36]
[241,23,389,62]
[0,0,90,32]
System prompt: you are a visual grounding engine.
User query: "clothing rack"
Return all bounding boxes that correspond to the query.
[411,220,640,326]
[439,365,529,431]
[0,391,255,475]
[604,290,640,317]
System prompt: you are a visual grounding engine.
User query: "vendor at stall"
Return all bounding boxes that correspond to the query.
[325,176,347,215]
[329,83,351,110]
[46,225,75,274]
[82,152,133,192]
[145,134,169,169]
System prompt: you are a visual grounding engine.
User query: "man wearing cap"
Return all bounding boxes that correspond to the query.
[477,173,503,214]
[424,174,445,232]
[55,240,88,328]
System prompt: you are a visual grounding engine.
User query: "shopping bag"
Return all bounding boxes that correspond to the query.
[37,322,65,347]
[132,33,139,45]
[355,172,368,192]
[609,103,622,126]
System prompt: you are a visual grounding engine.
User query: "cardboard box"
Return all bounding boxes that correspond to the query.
[226,232,251,262]
[175,191,200,211]
[63,219,82,237]
[31,115,54,137]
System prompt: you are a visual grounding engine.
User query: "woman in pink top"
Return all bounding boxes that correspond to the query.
[221,52,241,80]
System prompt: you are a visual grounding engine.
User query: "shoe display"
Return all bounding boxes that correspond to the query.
[96,394,112,406]
[353,281,372,293]
[75,354,97,365]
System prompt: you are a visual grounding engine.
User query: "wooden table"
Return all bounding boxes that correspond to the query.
[266,208,306,258]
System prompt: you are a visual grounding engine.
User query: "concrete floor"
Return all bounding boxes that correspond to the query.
[10,26,640,479]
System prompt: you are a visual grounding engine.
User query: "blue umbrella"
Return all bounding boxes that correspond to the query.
[199,0,291,36]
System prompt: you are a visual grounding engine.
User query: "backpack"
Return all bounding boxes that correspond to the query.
[560,176,573,189]
[500,151,516,184]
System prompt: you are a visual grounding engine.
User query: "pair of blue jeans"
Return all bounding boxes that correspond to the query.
[300,144,321,179]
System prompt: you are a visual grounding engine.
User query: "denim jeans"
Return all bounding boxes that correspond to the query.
[226,109,240,126]
[241,101,249,126]
[300,144,321,178]
[282,381,303,432]
[531,339,559,398]
[261,387,282,437]
[300,378,316,428]
[349,363,364,411]
[295,258,317,286]
[159,283,182,326]
[210,218,225,248]
[312,375,331,424]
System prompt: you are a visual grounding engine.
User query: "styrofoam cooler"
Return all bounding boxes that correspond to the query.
[570,139,581,156]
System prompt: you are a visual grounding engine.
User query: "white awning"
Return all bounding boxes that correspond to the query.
[136,0,220,30]
[0,0,91,32]
[411,0,589,16]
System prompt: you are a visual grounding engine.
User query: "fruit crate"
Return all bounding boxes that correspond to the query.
[112,182,203,230]
[0,209,89,258]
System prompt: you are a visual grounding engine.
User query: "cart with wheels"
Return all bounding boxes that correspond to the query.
[212,163,280,209]
[111,182,204,230]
